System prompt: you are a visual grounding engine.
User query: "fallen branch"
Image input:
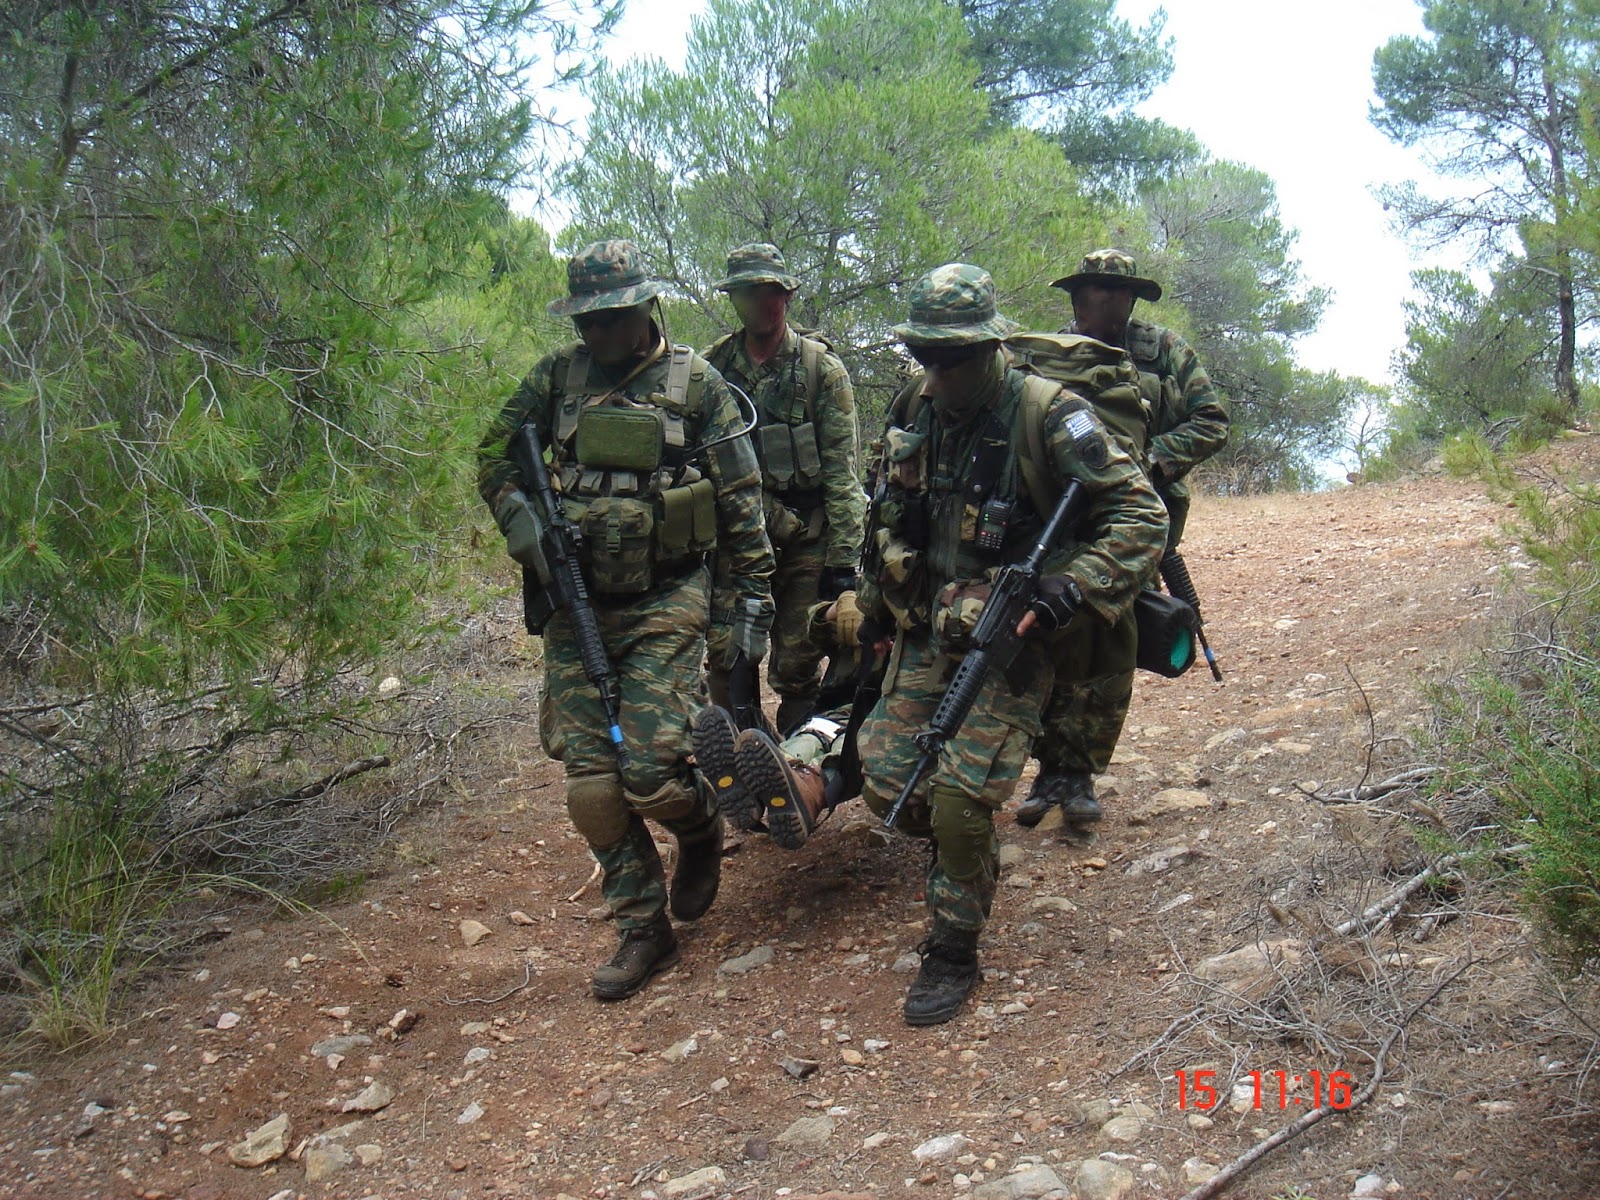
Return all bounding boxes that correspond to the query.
[1176,959,1472,1200]
[566,860,602,902]
[442,961,535,1007]
[1333,854,1461,938]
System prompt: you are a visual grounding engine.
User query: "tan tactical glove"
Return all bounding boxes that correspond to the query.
[828,590,864,647]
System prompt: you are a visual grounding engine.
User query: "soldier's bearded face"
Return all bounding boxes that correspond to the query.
[1071,284,1136,343]
[729,284,791,337]
[574,303,654,366]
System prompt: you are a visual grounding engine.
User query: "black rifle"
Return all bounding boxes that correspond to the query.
[510,422,631,771]
[727,645,764,735]
[882,480,1088,828]
[1159,549,1222,682]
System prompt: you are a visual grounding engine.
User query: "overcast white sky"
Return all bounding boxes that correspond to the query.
[559,0,1463,389]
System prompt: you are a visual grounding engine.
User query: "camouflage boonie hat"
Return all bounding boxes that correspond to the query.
[714,243,800,292]
[1050,248,1162,303]
[893,263,1019,346]
[547,239,666,317]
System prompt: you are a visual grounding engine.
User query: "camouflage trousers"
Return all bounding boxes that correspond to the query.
[1162,486,1191,552]
[708,536,828,730]
[859,632,1050,937]
[1035,606,1137,776]
[542,566,717,931]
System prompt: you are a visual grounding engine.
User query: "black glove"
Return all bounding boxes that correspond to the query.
[1028,577,1084,632]
[818,565,856,603]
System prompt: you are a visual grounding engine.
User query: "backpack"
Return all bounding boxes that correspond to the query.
[1004,332,1152,466]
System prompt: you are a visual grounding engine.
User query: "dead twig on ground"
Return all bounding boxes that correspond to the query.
[441,961,535,1006]
[566,860,602,902]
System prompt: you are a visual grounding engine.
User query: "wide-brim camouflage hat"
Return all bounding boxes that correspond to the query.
[547,239,667,317]
[892,262,1020,346]
[1050,248,1162,303]
[714,242,800,292]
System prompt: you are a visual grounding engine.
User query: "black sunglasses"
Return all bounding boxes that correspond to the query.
[906,342,989,369]
[572,308,634,332]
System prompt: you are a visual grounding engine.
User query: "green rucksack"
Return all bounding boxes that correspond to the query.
[1004,332,1152,466]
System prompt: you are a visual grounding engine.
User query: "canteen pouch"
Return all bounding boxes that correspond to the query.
[572,496,656,595]
[657,477,717,562]
[576,406,664,472]
[1134,588,1197,677]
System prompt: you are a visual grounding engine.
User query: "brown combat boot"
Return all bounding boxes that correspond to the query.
[735,728,828,850]
[591,915,679,1001]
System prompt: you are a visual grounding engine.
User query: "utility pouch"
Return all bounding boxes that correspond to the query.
[575,496,655,595]
[521,566,557,635]
[576,406,663,472]
[657,478,717,561]
[1134,588,1197,677]
[790,421,823,487]
[884,426,926,492]
[759,423,796,489]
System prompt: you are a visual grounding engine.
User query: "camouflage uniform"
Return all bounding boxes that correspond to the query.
[477,241,774,985]
[1032,250,1229,791]
[856,264,1166,1021]
[703,244,865,733]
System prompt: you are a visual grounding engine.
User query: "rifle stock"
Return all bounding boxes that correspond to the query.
[511,422,631,771]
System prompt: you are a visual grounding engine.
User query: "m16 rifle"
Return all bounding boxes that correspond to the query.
[510,421,631,771]
[882,480,1088,828]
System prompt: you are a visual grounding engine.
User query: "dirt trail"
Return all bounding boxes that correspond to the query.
[4,441,1598,1200]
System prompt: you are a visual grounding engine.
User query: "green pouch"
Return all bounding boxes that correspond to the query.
[576,406,664,472]
[657,478,717,560]
[1134,588,1197,677]
[759,422,796,488]
[578,496,655,595]
[791,420,823,487]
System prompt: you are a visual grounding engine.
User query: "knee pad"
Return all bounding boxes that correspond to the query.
[862,784,932,838]
[626,776,699,823]
[565,774,629,847]
[929,785,996,883]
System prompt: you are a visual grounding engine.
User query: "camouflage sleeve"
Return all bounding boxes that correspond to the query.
[696,362,775,617]
[1147,332,1229,480]
[1044,393,1168,625]
[475,351,561,513]
[816,351,866,568]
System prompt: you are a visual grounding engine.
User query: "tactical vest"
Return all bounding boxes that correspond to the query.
[707,332,829,508]
[1007,332,1151,466]
[548,343,719,597]
[1124,319,1183,437]
[863,369,1073,633]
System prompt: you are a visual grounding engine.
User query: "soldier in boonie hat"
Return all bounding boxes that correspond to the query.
[714,242,801,293]
[1050,248,1163,303]
[547,238,668,318]
[893,263,1020,347]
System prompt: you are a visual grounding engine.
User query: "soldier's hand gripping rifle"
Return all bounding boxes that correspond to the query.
[510,421,631,771]
[1159,549,1222,682]
[881,480,1088,829]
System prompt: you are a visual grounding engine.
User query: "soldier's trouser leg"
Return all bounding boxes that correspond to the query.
[859,634,1046,934]
[1036,607,1138,776]
[544,569,713,927]
[566,775,666,932]
[768,540,828,733]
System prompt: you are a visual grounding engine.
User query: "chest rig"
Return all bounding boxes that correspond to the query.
[712,334,828,510]
[548,344,718,596]
[865,371,1048,631]
[1125,320,1182,435]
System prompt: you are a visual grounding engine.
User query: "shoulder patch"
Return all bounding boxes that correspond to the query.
[1064,409,1109,468]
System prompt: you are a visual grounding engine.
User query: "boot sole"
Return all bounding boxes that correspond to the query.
[692,707,763,832]
[736,730,813,851]
[592,944,682,1001]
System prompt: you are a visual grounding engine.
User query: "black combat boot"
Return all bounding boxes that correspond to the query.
[592,915,679,1001]
[669,791,723,922]
[691,706,763,831]
[903,929,980,1026]
[1057,771,1102,825]
[1013,772,1067,827]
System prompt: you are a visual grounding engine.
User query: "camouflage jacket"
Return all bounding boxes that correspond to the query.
[704,325,865,569]
[1069,317,1229,490]
[476,334,774,612]
[858,358,1166,632]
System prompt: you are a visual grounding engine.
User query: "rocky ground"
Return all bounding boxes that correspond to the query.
[3,438,1600,1200]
